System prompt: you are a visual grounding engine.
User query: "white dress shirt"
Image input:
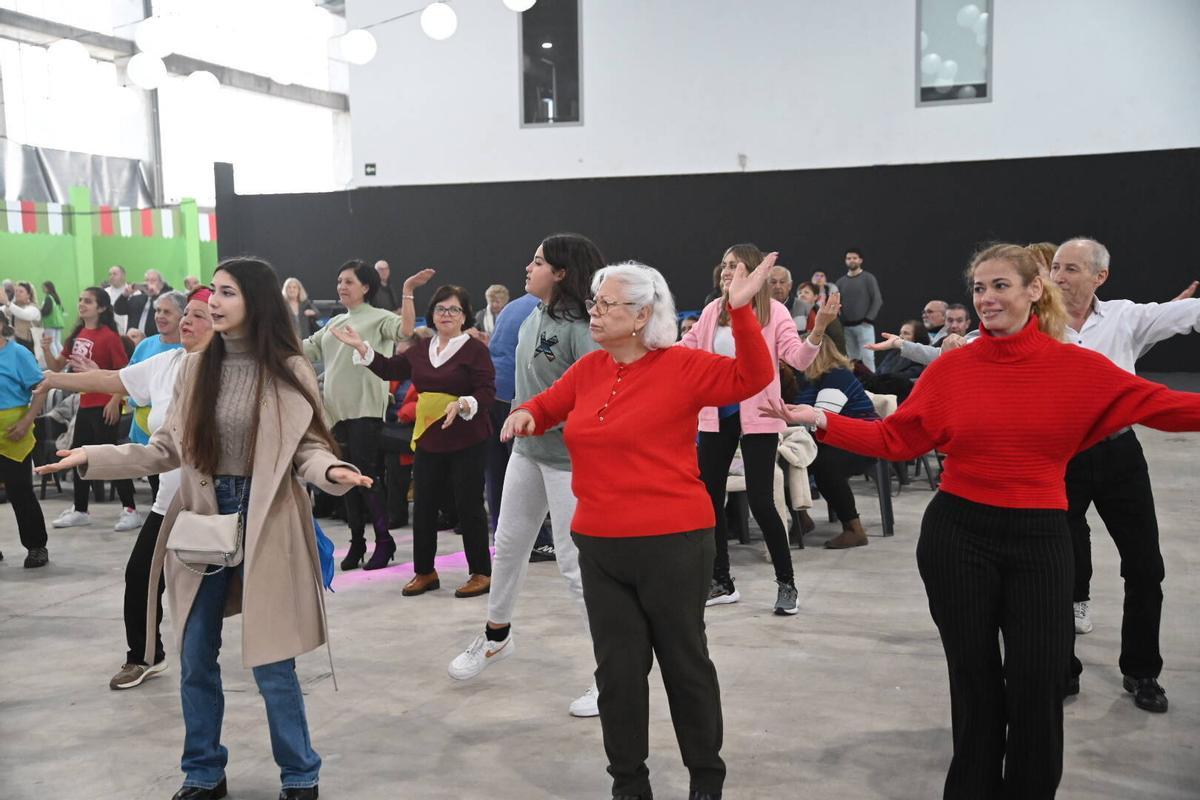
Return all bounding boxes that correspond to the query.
[1066,296,1200,374]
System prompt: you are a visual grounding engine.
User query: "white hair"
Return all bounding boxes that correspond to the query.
[591,261,678,350]
[1061,237,1111,273]
[156,290,187,315]
[771,265,792,282]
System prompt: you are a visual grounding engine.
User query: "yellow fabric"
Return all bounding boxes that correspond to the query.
[134,405,153,435]
[0,405,35,463]
[412,391,458,452]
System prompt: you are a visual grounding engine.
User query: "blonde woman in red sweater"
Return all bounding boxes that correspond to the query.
[503,256,775,800]
[761,243,1200,800]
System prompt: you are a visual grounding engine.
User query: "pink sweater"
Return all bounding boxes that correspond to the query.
[681,298,819,433]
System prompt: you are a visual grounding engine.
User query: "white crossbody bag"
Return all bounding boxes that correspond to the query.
[168,477,249,575]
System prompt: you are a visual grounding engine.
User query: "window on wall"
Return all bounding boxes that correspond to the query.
[520,0,581,125]
[917,0,992,105]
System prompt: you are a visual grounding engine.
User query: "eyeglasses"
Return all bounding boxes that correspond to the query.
[433,305,464,316]
[585,297,638,316]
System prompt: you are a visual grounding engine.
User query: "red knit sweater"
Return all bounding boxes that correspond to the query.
[819,315,1200,510]
[522,303,773,537]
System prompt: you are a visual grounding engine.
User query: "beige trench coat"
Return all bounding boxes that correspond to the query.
[81,354,355,668]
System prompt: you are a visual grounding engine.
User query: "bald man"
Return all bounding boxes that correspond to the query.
[371,259,399,312]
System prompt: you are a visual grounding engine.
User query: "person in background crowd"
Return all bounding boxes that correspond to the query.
[786,333,880,548]
[42,287,140,532]
[922,300,948,343]
[0,281,41,351]
[283,277,319,340]
[183,275,202,293]
[334,280,496,598]
[38,258,368,800]
[40,280,65,354]
[504,256,775,800]
[482,289,541,533]
[683,243,831,614]
[679,314,700,338]
[761,242,1200,799]
[37,288,215,690]
[811,270,839,303]
[372,260,399,311]
[795,282,847,352]
[0,326,48,568]
[2,279,13,301]
[116,269,173,337]
[703,263,724,306]
[944,303,972,337]
[1052,236,1200,713]
[303,260,408,571]
[869,319,929,384]
[768,265,793,305]
[476,284,510,337]
[104,266,130,334]
[447,233,602,719]
[836,247,883,370]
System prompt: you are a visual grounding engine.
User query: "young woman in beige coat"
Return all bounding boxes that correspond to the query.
[39,258,369,800]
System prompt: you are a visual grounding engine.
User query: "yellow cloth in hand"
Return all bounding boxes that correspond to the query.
[0,405,35,463]
[412,391,459,452]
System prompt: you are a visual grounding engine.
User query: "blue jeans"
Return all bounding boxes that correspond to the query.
[179,475,321,790]
[843,322,876,370]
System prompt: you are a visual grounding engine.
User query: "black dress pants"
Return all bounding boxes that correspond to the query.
[332,417,389,542]
[411,441,490,576]
[384,452,411,526]
[71,406,135,511]
[0,452,47,549]
[1066,430,1164,679]
[809,442,871,523]
[573,529,725,798]
[698,413,794,585]
[125,511,166,665]
[917,492,1073,800]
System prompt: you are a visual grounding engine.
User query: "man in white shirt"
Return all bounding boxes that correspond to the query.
[1054,236,1200,714]
[104,264,130,334]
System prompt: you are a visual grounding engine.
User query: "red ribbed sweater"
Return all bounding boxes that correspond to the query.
[819,315,1200,510]
[522,303,773,537]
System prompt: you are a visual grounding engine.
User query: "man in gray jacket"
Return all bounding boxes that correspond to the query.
[835,247,883,369]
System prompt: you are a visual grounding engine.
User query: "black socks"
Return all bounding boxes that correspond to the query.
[485,624,511,642]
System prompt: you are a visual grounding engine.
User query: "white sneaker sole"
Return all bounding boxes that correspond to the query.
[114,519,141,532]
[568,701,599,717]
[447,640,513,681]
[705,590,741,607]
[113,660,168,690]
[52,515,89,529]
[1075,620,1093,634]
[775,605,799,616]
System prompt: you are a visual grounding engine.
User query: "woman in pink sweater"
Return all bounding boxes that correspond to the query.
[681,243,841,614]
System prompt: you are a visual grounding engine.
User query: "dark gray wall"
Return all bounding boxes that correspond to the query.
[216,148,1200,371]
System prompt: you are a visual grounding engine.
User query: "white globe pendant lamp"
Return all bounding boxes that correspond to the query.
[339,29,378,65]
[126,52,168,90]
[502,0,537,11]
[421,3,458,40]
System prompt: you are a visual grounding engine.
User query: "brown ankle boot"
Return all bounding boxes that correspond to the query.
[402,570,441,596]
[824,518,868,549]
[455,574,491,598]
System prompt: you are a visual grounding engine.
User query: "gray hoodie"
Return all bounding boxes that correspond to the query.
[513,303,598,470]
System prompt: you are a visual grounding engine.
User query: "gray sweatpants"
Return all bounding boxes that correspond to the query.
[486,451,589,635]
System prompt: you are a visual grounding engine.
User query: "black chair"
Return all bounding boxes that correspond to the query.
[824,458,895,537]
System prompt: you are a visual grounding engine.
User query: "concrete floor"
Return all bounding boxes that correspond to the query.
[2,427,1198,800]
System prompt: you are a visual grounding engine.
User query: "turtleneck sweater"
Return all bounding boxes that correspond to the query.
[215,334,259,476]
[302,301,405,425]
[818,315,1200,510]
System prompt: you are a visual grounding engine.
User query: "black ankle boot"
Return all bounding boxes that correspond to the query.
[363,535,396,571]
[340,538,367,571]
[172,777,227,799]
[278,786,318,800]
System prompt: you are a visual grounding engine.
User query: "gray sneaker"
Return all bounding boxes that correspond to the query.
[706,578,740,607]
[110,660,168,690]
[774,581,799,616]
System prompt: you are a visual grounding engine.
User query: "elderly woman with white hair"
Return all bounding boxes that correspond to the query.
[502,256,776,800]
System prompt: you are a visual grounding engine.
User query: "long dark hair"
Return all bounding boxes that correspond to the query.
[41,280,62,307]
[183,257,338,476]
[540,232,605,320]
[64,287,118,353]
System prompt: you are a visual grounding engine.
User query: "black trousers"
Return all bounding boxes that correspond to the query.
[698,414,794,585]
[412,441,490,576]
[810,442,871,523]
[917,492,1073,800]
[1066,430,1164,679]
[125,511,166,665]
[574,529,725,797]
[332,418,389,542]
[147,473,160,506]
[71,406,135,511]
[485,400,512,531]
[0,452,47,550]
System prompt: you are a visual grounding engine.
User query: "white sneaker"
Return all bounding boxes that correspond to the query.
[52,509,91,528]
[114,508,142,532]
[1074,601,1093,635]
[568,683,599,717]
[448,632,514,680]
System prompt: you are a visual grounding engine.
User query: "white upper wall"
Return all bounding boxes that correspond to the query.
[347,0,1200,186]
